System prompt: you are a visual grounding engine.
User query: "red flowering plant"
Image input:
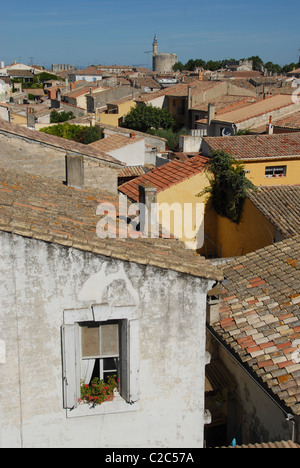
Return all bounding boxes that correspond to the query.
[79,375,118,406]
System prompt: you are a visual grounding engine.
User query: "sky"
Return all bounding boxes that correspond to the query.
[1,0,299,70]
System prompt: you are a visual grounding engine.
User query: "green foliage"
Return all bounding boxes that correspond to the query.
[148,127,189,151]
[121,104,175,133]
[264,61,282,75]
[200,150,255,223]
[79,375,118,406]
[40,122,103,144]
[173,54,296,74]
[36,71,61,82]
[50,109,75,123]
[173,61,185,72]
[247,55,264,70]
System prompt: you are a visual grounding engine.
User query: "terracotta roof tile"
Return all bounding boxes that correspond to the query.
[118,155,208,201]
[138,80,225,102]
[89,134,144,152]
[219,440,300,448]
[214,94,294,124]
[203,132,300,160]
[0,120,123,166]
[248,185,300,238]
[0,167,223,281]
[211,236,300,415]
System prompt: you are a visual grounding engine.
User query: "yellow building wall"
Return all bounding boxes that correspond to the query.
[199,198,275,258]
[243,159,300,186]
[156,171,209,249]
[98,100,136,127]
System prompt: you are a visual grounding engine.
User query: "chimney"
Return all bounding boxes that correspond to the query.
[266,115,273,135]
[206,282,223,325]
[138,183,158,237]
[188,85,193,109]
[27,107,35,129]
[65,153,84,189]
[198,70,203,81]
[207,103,215,136]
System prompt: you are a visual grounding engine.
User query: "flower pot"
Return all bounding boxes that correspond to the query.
[105,394,114,402]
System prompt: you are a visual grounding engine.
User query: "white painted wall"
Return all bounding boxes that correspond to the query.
[0,232,213,448]
[109,139,146,166]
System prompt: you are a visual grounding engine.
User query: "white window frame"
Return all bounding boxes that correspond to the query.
[80,320,120,381]
[61,304,139,418]
[265,165,287,178]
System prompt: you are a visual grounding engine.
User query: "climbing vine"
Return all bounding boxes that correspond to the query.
[200,150,255,223]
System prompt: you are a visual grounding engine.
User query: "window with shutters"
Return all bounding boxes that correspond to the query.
[61,305,139,417]
[80,321,120,384]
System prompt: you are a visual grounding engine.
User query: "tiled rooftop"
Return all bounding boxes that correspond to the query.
[194,95,261,116]
[220,440,300,449]
[118,155,208,201]
[273,111,300,129]
[118,165,146,178]
[138,80,223,102]
[73,66,105,76]
[202,132,300,160]
[214,94,294,124]
[63,86,102,98]
[0,120,123,167]
[211,236,300,415]
[89,134,144,153]
[248,186,300,238]
[0,167,223,281]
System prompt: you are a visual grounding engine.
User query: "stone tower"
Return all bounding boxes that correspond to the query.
[153,34,158,57]
[152,35,177,73]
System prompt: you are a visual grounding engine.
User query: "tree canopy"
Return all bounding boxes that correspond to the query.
[50,110,75,123]
[173,55,298,74]
[121,104,175,133]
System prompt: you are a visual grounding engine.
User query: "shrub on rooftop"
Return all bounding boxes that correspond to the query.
[199,150,255,223]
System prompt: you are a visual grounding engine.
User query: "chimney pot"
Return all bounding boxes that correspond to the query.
[138,183,157,237]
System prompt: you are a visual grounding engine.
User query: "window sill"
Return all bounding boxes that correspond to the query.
[66,392,138,418]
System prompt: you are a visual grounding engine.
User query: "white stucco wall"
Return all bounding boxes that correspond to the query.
[109,139,146,166]
[0,232,213,448]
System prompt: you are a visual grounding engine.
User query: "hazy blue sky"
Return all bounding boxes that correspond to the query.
[1,0,299,69]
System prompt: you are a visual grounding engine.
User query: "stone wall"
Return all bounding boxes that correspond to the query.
[0,131,120,193]
[0,232,213,448]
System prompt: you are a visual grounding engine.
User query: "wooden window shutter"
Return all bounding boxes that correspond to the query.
[119,320,130,402]
[128,319,139,403]
[61,324,80,409]
[119,319,140,404]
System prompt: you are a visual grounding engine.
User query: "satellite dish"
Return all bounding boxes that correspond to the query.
[144,86,150,93]
[222,127,233,136]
